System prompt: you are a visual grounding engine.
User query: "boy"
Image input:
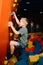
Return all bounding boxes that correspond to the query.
[8,12,28,55]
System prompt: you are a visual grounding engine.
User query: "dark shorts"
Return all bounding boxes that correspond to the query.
[15,40,27,48]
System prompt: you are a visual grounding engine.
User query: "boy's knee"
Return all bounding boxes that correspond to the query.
[10,41,13,46]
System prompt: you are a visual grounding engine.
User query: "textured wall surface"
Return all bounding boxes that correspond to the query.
[0,0,13,65]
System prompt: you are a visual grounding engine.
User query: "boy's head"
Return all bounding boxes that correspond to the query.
[19,18,28,27]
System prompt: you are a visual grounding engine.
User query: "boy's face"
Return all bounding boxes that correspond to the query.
[19,18,24,27]
[19,18,27,27]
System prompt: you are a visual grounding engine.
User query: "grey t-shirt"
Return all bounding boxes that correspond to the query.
[18,27,28,47]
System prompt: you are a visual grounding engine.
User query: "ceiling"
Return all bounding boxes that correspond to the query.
[16,0,43,31]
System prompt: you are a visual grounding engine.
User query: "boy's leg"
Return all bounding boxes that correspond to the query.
[10,40,19,54]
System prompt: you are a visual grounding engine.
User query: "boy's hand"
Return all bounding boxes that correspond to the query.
[11,11,15,16]
[8,21,13,27]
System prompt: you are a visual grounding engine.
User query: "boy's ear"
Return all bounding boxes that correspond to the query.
[27,22,28,24]
[26,22,28,25]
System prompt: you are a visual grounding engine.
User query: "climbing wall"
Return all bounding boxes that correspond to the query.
[0,0,13,65]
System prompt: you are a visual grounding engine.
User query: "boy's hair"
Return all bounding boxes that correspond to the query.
[20,18,28,26]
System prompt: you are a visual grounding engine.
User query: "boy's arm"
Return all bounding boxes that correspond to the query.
[8,22,20,35]
[11,12,20,26]
[11,25,20,35]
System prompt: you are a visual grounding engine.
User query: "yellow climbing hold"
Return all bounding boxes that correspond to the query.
[10,32,13,37]
[4,60,8,65]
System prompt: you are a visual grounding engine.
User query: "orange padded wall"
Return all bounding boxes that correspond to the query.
[0,0,13,65]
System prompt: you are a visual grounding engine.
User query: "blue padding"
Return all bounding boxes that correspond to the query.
[37,57,43,65]
[18,49,28,60]
[18,53,28,61]
[33,40,41,54]
[28,52,34,55]
[15,60,28,65]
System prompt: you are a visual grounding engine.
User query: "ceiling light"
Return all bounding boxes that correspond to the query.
[40,11,43,14]
[26,2,30,4]
[24,9,27,11]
